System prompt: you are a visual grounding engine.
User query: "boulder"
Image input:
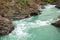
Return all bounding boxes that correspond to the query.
[51,20,60,27]
[54,0,60,8]
[0,16,14,35]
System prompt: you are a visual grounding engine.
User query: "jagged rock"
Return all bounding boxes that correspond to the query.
[40,2,48,5]
[53,0,60,8]
[30,12,39,16]
[0,0,41,20]
[0,16,14,35]
[30,10,41,16]
[55,6,60,9]
[51,20,60,28]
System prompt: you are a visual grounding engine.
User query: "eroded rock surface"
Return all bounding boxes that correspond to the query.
[54,0,60,8]
[0,16,14,35]
[0,0,41,20]
[51,20,60,28]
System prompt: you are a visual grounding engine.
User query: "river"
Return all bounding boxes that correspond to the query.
[0,4,60,40]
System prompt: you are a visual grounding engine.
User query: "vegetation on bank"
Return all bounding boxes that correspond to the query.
[42,0,54,3]
[18,0,41,7]
[18,0,27,7]
[18,0,31,7]
[18,0,55,7]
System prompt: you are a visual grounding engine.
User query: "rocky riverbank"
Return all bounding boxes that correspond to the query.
[0,0,60,35]
[41,0,60,8]
[0,16,14,35]
[0,0,41,20]
[0,0,41,35]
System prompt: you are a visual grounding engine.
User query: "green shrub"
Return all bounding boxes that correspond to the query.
[18,0,30,7]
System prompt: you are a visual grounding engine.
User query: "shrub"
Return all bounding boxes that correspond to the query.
[18,0,30,7]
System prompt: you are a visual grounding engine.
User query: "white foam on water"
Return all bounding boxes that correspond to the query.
[9,18,53,39]
[45,4,56,9]
[9,24,29,38]
[13,19,53,29]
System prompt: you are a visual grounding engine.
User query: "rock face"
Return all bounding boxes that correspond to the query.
[41,0,60,8]
[0,16,14,35]
[0,0,41,20]
[53,0,60,8]
[51,20,60,28]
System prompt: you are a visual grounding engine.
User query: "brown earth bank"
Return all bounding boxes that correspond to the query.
[0,0,41,35]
